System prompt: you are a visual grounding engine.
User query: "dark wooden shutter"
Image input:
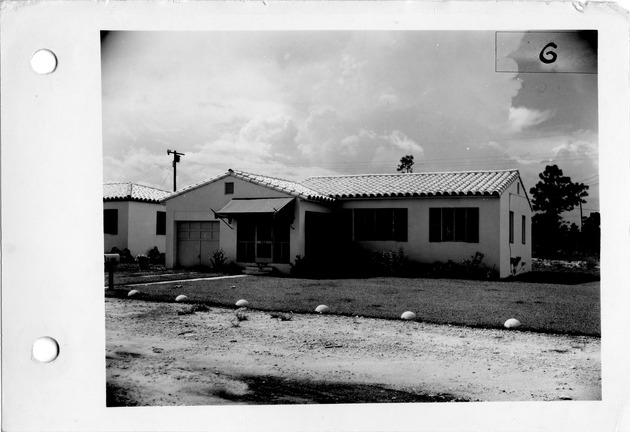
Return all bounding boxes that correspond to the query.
[466,208,479,243]
[156,211,166,235]
[429,208,441,242]
[104,209,118,235]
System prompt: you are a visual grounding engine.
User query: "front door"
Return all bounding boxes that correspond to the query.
[305,211,333,264]
[255,217,273,263]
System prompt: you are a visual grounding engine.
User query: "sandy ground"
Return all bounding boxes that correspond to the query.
[106,298,601,406]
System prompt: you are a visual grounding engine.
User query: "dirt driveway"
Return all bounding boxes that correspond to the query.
[106,298,601,406]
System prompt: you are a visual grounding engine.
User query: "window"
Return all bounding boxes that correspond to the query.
[353,209,407,241]
[225,182,234,194]
[509,211,515,244]
[429,207,479,243]
[517,183,520,194]
[156,211,166,235]
[522,215,526,244]
[104,209,118,235]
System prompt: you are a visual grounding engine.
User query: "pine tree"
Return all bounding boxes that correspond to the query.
[397,155,414,173]
[529,165,589,256]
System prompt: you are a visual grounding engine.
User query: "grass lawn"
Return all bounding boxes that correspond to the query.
[106,275,600,337]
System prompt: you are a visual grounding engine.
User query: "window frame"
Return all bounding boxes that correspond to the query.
[429,207,479,243]
[352,208,407,242]
[225,182,234,195]
[521,215,526,245]
[509,211,515,244]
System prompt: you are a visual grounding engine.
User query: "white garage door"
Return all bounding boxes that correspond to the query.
[176,221,220,268]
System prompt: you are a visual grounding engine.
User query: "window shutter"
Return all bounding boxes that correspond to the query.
[429,208,441,242]
[104,209,118,235]
[466,208,479,243]
[156,211,166,235]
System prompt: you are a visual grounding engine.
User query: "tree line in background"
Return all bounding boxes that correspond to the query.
[529,164,599,259]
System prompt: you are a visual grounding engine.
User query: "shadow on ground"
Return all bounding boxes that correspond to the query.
[107,375,468,406]
[213,375,469,404]
[506,271,599,285]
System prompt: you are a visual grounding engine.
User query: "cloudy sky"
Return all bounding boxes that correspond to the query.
[101,30,599,223]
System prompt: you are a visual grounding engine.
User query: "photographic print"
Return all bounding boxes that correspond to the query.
[101,30,600,406]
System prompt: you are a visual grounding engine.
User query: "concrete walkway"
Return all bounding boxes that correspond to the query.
[106,274,249,289]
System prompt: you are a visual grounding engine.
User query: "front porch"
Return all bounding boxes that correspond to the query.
[215,197,295,271]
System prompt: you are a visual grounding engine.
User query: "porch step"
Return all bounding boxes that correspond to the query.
[244,265,275,276]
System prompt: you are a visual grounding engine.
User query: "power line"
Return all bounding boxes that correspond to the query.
[126,166,167,183]
[183,154,597,171]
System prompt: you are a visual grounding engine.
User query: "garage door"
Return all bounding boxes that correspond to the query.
[176,221,220,267]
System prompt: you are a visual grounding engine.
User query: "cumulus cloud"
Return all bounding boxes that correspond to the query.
[103,147,172,187]
[507,106,556,132]
[296,106,423,173]
[102,29,596,215]
[378,90,399,108]
[337,54,367,86]
[385,130,424,156]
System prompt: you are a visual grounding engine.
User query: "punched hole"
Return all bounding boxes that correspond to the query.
[31,49,58,74]
[32,337,59,363]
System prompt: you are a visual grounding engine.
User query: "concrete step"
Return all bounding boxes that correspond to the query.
[244,270,266,276]
[244,265,274,275]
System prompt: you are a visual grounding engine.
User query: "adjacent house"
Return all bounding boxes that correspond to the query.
[103,183,170,257]
[161,168,532,278]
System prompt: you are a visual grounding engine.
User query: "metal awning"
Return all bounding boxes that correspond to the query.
[215,197,295,217]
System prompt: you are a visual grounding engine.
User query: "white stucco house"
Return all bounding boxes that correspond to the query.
[103,183,170,257]
[161,168,532,278]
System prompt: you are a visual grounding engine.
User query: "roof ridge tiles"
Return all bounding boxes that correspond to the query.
[304,168,519,180]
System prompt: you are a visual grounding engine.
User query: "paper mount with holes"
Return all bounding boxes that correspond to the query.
[1,2,628,432]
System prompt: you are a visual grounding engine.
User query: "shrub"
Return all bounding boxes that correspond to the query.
[370,247,407,276]
[412,253,498,280]
[463,252,498,279]
[147,246,165,265]
[136,254,150,270]
[110,247,134,264]
[209,249,229,273]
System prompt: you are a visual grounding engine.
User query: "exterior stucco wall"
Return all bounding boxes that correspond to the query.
[339,197,502,272]
[127,201,166,257]
[499,179,532,278]
[103,201,129,253]
[164,175,299,269]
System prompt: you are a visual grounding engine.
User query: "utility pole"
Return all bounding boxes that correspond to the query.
[167,149,185,192]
